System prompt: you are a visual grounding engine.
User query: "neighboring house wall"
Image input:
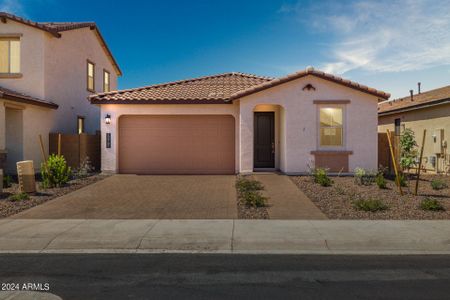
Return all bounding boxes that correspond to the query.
[238,75,379,174]
[98,103,240,173]
[378,103,450,172]
[44,27,118,134]
[1,99,55,173]
[0,20,46,99]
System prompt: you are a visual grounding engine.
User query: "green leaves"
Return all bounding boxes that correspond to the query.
[41,154,72,188]
[399,128,418,170]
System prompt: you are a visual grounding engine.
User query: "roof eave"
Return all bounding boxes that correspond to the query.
[378,98,450,116]
[229,71,390,101]
[1,93,58,109]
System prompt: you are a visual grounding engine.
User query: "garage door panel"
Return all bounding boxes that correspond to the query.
[119,115,235,174]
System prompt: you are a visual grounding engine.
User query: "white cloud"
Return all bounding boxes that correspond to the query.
[281,0,450,74]
[0,0,26,16]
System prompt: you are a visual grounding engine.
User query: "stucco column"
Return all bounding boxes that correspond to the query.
[239,103,254,173]
[0,102,6,169]
[100,106,118,174]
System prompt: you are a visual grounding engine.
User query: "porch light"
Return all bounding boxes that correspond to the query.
[105,114,111,125]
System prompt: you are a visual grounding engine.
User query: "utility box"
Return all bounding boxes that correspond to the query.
[433,129,444,154]
[17,160,36,193]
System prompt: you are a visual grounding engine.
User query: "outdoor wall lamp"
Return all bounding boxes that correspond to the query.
[105,114,111,125]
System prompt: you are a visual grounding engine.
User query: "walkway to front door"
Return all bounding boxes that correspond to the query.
[254,173,327,220]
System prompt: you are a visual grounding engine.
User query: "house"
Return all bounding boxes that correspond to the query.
[0,12,121,173]
[90,67,390,175]
[378,84,450,173]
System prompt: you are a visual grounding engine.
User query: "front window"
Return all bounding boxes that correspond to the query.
[87,61,95,92]
[0,37,20,73]
[319,107,343,147]
[77,116,85,134]
[103,70,110,92]
[394,118,401,136]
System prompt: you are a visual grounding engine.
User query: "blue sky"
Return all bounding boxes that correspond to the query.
[2,0,450,99]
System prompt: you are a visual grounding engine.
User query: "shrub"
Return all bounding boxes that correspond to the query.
[420,198,445,211]
[399,128,418,171]
[376,173,387,189]
[333,184,346,195]
[9,192,29,202]
[3,174,12,188]
[74,156,94,179]
[312,168,333,187]
[398,173,408,187]
[236,177,264,192]
[354,167,376,186]
[352,198,388,212]
[431,179,448,190]
[41,154,72,188]
[243,191,268,207]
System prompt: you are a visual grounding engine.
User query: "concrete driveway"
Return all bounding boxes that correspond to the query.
[12,175,238,219]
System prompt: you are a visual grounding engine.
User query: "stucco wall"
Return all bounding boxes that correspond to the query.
[1,100,54,173]
[99,103,240,173]
[44,27,118,134]
[0,20,46,99]
[378,103,450,172]
[238,75,379,173]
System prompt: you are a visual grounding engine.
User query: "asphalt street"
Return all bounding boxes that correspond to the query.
[0,254,449,299]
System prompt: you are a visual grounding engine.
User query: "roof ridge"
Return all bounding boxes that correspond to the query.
[228,67,390,101]
[388,84,450,103]
[90,72,274,98]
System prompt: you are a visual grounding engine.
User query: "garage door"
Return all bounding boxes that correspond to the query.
[118,115,235,174]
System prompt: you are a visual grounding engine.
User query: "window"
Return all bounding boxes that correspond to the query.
[77,116,85,134]
[319,107,343,147]
[394,118,401,136]
[0,37,20,73]
[87,61,95,92]
[103,70,110,92]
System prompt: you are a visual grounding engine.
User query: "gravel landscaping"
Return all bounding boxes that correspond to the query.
[0,173,109,218]
[291,174,450,219]
[236,175,269,219]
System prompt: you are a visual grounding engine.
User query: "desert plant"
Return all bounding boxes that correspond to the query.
[333,184,346,195]
[74,156,94,179]
[236,177,264,192]
[420,198,445,211]
[8,192,29,202]
[354,167,376,186]
[41,154,72,188]
[352,198,388,212]
[3,174,12,188]
[431,179,448,190]
[311,168,333,187]
[398,173,408,187]
[375,172,387,189]
[399,128,418,171]
[243,191,268,207]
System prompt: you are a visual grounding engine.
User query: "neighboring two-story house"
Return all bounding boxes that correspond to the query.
[0,12,121,173]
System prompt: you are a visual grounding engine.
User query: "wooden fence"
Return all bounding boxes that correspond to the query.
[378,132,399,174]
[49,132,101,170]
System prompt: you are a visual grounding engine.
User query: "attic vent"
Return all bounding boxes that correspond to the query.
[302,84,316,91]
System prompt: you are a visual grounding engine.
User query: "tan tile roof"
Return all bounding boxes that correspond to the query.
[90,68,390,104]
[0,12,121,76]
[378,85,450,115]
[90,72,274,104]
[0,86,58,109]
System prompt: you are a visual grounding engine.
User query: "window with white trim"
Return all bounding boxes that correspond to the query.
[0,37,20,73]
[319,107,343,147]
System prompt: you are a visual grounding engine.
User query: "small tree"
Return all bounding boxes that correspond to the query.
[41,154,72,188]
[399,128,418,171]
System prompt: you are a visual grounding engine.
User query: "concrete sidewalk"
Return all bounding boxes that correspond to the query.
[0,219,449,254]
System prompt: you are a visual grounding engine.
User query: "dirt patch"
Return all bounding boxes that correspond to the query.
[291,175,450,219]
[0,174,109,218]
[236,176,269,219]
